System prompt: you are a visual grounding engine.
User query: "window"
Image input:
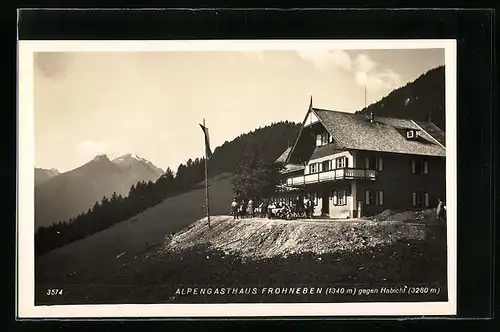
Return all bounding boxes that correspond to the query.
[309,163,318,173]
[333,189,347,206]
[406,129,421,140]
[365,156,376,169]
[322,160,332,172]
[412,191,430,208]
[316,132,330,147]
[321,132,329,145]
[365,189,384,206]
[336,156,348,169]
[365,156,384,171]
[412,159,429,174]
[378,191,384,205]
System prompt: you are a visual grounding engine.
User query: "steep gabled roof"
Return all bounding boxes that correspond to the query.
[275,146,292,163]
[413,120,446,146]
[275,146,305,174]
[312,108,445,157]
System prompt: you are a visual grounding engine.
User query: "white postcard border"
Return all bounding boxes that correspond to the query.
[17,39,457,318]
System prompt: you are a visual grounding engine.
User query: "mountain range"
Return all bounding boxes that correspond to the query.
[35,154,164,229]
[35,168,60,186]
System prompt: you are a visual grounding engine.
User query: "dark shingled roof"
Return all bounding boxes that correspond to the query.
[276,147,305,174]
[312,108,445,157]
[309,141,344,160]
[275,146,292,163]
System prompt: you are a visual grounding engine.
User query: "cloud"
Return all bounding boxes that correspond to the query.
[297,50,400,91]
[355,68,401,91]
[354,54,378,73]
[353,53,400,90]
[77,140,111,156]
[296,50,352,71]
[35,52,74,78]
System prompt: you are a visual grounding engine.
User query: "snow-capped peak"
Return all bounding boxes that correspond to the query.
[112,153,164,176]
[93,154,109,161]
[113,153,142,162]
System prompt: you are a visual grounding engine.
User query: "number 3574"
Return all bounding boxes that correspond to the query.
[46,289,63,295]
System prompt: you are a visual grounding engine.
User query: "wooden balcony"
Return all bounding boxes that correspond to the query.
[286,168,377,186]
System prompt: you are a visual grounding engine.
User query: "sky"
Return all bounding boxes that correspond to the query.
[34,48,444,173]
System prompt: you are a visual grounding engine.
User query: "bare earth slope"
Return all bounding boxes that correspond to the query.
[165,216,428,259]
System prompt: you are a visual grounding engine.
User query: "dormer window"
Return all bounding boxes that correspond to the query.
[406,129,421,140]
[316,132,330,147]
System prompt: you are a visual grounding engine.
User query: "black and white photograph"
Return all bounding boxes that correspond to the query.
[17,40,457,317]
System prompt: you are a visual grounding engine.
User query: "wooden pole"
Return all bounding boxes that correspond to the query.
[203,118,211,229]
[364,85,367,108]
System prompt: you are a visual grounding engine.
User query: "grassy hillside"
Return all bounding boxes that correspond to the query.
[36,209,447,305]
[36,173,234,284]
[209,121,301,176]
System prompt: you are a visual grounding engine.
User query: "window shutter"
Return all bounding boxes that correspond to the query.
[378,191,384,206]
[365,190,370,204]
[412,160,416,173]
[424,161,429,174]
[424,192,429,207]
[333,190,338,205]
[317,162,321,172]
[329,134,333,143]
[412,192,417,206]
[378,157,384,171]
[316,134,322,147]
[344,157,348,168]
[365,157,370,169]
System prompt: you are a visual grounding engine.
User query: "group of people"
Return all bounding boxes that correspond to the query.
[230,196,316,220]
[230,198,255,219]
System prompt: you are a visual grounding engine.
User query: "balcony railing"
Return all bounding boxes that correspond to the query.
[286,168,377,186]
